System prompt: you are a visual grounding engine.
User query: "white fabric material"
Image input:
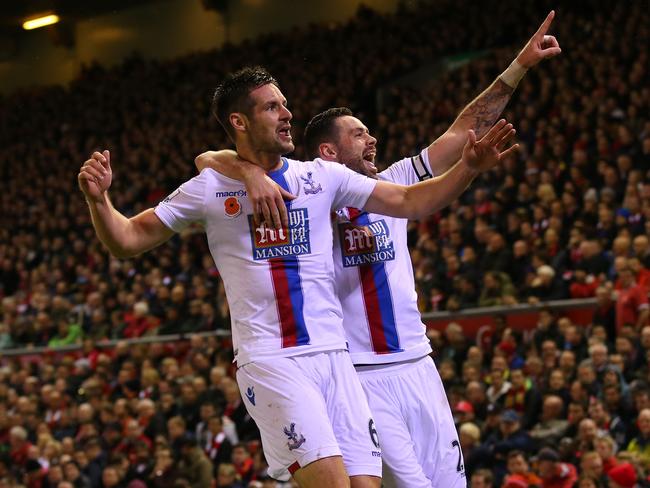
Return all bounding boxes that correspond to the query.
[333,149,433,365]
[154,158,377,366]
[236,350,382,480]
[357,356,467,488]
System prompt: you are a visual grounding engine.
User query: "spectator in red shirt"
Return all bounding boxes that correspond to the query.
[23,459,45,488]
[594,435,618,475]
[629,257,650,292]
[536,447,578,488]
[607,462,638,488]
[9,426,33,467]
[569,267,600,299]
[231,444,255,485]
[593,285,617,345]
[505,450,542,486]
[122,302,160,338]
[616,265,649,331]
[116,418,152,463]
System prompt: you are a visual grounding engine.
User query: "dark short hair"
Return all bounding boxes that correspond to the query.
[303,107,353,159]
[473,468,494,485]
[178,432,197,447]
[507,449,526,460]
[537,447,560,462]
[212,66,279,142]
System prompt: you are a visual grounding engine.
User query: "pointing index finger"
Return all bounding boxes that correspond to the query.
[536,10,555,38]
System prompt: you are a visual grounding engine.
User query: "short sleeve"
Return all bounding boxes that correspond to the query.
[378,149,433,185]
[324,161,378,211]
[154,171,207,232]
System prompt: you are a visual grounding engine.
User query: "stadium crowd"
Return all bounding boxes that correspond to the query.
[0,0,648,486]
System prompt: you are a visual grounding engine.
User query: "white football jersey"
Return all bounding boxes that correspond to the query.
[155,158,377,366]
[333,150,434,365]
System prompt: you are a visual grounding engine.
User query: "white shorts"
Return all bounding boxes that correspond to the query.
[356,356,466,488]
[236,350,382,481]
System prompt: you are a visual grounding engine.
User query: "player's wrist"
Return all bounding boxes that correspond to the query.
[500,59,528,88]
[85,191,108,206]
[459,158,481,177]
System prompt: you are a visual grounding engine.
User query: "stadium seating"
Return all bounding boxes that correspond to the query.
[0,0,648,486]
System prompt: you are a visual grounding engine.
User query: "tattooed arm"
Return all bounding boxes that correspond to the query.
[426,11,561,176]
[426,80,514,176]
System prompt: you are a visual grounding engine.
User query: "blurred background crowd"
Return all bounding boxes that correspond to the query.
[0,0,648,486]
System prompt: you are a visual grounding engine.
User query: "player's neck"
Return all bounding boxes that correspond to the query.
[236,144,283,172]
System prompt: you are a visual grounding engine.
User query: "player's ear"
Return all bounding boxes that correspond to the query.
[319,142,337,160]
[229,113,248,133]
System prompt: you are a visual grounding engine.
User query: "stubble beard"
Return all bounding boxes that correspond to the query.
[252,128,294,156]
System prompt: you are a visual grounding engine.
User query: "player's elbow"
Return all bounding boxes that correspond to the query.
[195,150,223,172]
[106,245,138,260]
[103,231,145,259]
[194,153,210,172]
[111,251,132,260]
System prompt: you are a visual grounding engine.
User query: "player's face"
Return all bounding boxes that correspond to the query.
[331,116,378,178]
[247,83,294,154]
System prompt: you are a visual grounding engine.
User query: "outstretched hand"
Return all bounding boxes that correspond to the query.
[516,11,562,68]
[78,150,113,203]
[462,119,519,173]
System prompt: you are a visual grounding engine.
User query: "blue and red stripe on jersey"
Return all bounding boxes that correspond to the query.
[267,160,310,348]
[347,208,401,354]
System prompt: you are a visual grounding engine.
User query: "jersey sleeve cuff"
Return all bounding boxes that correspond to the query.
[153,205,184,233]
[356,178,379,209]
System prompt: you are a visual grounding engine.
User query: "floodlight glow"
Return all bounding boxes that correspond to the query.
[23,14,60,31]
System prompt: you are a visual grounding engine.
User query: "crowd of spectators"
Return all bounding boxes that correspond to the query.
[435,308,650,487]
[387,0,650,315]
[0,335,276,487]
[0,0,562,350]
[0,0,648,486]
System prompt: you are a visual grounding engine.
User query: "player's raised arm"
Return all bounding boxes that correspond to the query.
[78,150,175,258]
[366,120,518,219]
[195,150,295,229]
[425,10,561,176]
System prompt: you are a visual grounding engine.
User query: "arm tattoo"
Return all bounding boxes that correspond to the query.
[457,79,515,139]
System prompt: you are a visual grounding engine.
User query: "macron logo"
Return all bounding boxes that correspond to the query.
[245,386,256,406]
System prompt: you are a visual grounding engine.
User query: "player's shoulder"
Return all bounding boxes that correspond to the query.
[197,167,245,188]
[377,155,411,182]
[281,157,348,183]
[283,157,339,171]
[378,149,432,183]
